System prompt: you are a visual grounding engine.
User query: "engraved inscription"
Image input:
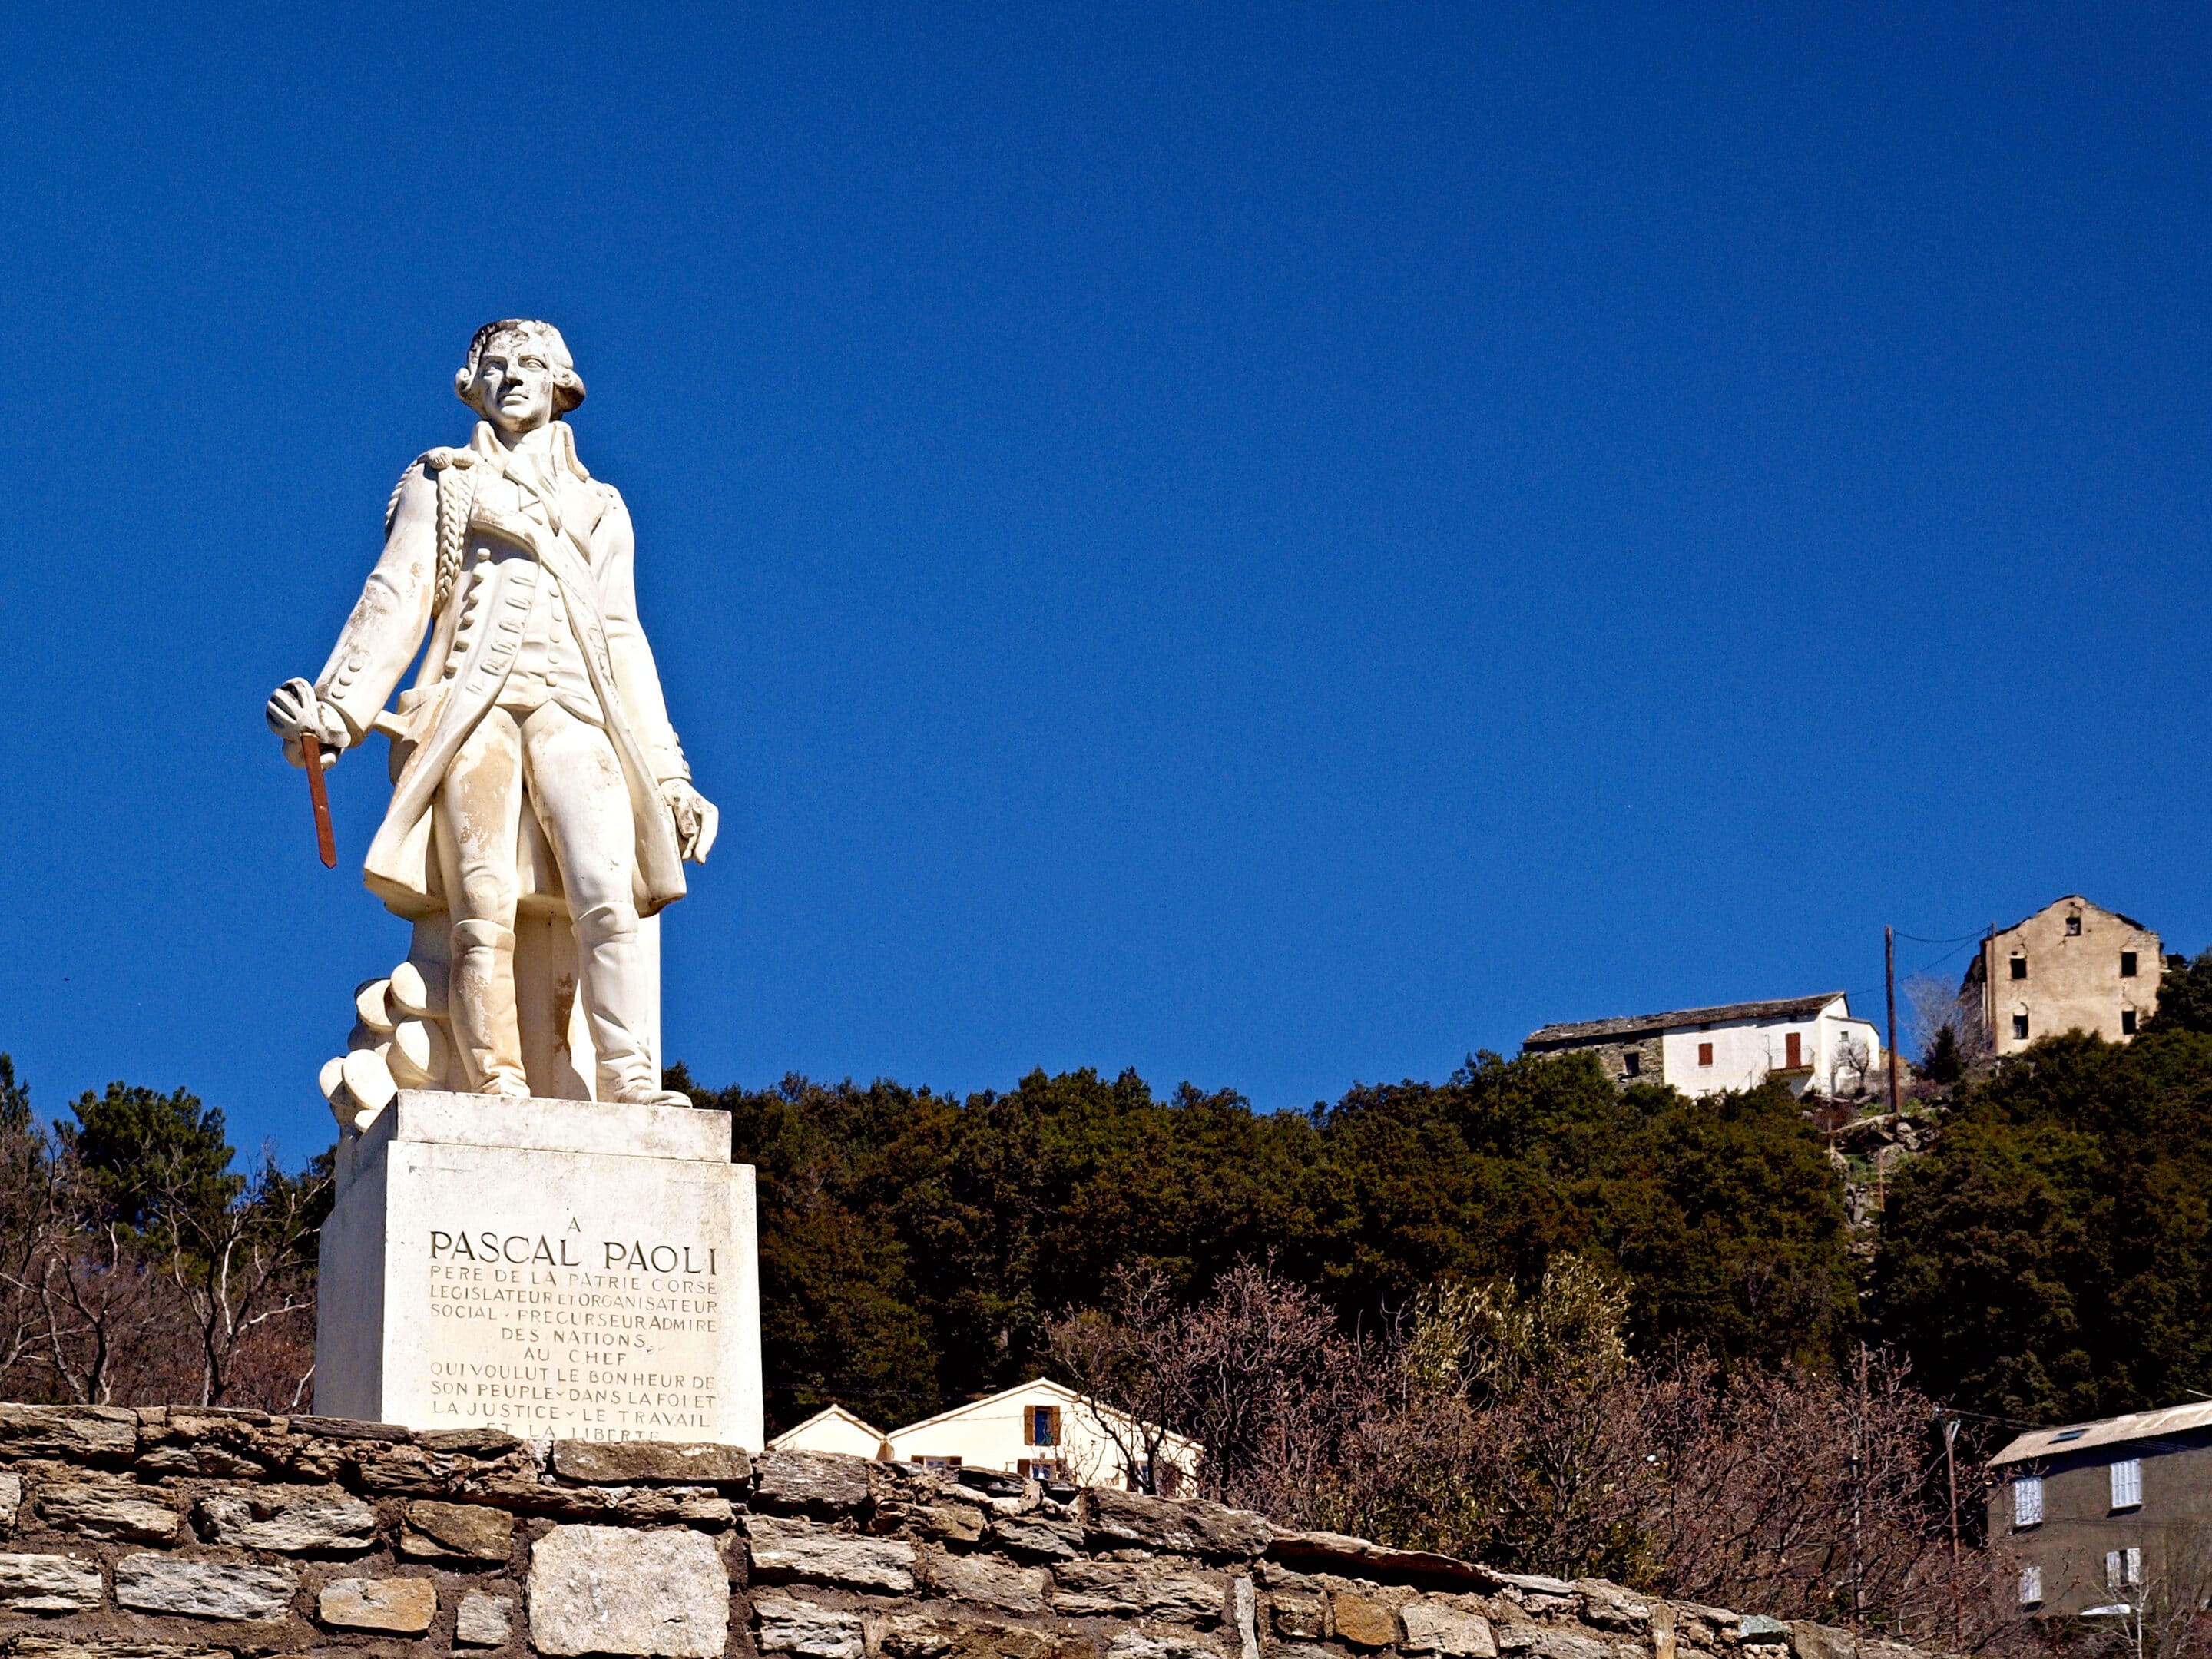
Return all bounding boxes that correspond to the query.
[422,1214,723,1438]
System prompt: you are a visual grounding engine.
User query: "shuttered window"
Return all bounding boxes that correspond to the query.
[2112,1457,2143,1508]
[1028,1405,1061,1446]
[1698,1042,1714,1067]
[2013,1474,2044,1527]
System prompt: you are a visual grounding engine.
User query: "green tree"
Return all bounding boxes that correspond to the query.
[688,1050,1863,1433]
[689,1065,1330,1432]
[2143,949,2212,1037]
[1313,1054,1856,1367]
[1923,1024,1963,1085]
[1876,1028,2212,1420]
[0,1055,30,1135]
[56,1082,240,1237]
[1601,1080,1858,1367]
[899,1068,1326,1400]
[704,1073,952,1431]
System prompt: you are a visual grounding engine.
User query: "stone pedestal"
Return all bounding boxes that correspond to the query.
[316,1091,763,1447]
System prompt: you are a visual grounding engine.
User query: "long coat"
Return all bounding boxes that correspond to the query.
[313,421,691,921]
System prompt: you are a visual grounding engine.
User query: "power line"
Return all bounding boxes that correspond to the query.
[1846,938,1975,1005]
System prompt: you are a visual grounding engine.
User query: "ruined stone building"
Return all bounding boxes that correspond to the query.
[1959,896,2162,1055]
[1988,1399,2212,1618]
[1522,993,1882,1098]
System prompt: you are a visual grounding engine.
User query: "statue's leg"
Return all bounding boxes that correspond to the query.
[521,704,687,1108]
[432,707,530,1098]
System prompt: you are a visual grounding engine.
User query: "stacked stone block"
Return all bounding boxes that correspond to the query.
[0,1405,1930,1659]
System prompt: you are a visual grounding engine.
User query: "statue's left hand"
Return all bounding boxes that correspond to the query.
[662,780,720,864]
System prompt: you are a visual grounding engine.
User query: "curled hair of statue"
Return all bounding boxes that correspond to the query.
[454,318,586,414]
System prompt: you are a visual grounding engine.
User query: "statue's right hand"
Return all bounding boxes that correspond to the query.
[266,678,348,770]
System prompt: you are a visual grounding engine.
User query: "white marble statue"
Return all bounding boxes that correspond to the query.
[268,320,717,1111]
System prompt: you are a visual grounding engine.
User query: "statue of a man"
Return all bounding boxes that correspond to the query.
[267,320,717,1110]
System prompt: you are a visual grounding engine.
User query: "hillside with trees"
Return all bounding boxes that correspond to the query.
[8,1010,2212,1643]
[1876,1025,2212,1424]
[14,1022,2212,1442]
[680,1051,1861,1432]
[0,1058,324,1408]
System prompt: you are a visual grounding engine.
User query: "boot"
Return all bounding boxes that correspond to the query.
[574,901,691,1108]
[449,918,530,1098]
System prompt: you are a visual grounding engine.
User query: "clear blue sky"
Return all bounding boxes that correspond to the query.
[2,3,2207,1163]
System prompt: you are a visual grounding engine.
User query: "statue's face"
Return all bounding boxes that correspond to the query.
[467,334,559,434]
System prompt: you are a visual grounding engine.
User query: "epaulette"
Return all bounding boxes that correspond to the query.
[385,447,478,536]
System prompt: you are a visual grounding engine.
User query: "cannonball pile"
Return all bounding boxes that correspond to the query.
[320,959,452,1132]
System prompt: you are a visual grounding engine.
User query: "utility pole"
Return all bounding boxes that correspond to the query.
[1849,1348,1868,1624]
[1944,1415,1960,1564]
[1886,925,1900,1113]
[1945,1415,1962,1647]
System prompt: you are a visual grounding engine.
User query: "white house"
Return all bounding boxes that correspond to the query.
[1525,992,1884,1098]
[886,1378,1199,1492]
[767,1403,892,1460]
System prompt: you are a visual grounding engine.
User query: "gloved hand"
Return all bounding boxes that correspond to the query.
[266,677,350,770]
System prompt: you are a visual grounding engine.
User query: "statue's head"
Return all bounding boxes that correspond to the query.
[455,319,586,432]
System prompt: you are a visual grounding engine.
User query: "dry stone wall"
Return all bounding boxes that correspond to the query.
[0,1405,1931,1659]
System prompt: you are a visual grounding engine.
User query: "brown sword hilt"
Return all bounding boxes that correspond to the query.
[301,733,337,869]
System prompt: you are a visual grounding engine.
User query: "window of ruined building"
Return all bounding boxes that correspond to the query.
[1698,1041,1714,1066]
[2012,955,2028,979]
[2112,1458,2142,1510]
[2014,1014,2030,1040]
[1623,1050,1642,1078]
[2068,915,2083,935]
[2123,1009,2138,1036]
[2121,952,2138,978]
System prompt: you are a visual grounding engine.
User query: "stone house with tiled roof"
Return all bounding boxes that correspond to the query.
[1524,992,1883,1098]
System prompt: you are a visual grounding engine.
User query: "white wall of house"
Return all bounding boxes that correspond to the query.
[886,1379,1197,1490]
[1659,999,1882,1098]
[1814,1009,1886,1095]
[769,1405,889,1459]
